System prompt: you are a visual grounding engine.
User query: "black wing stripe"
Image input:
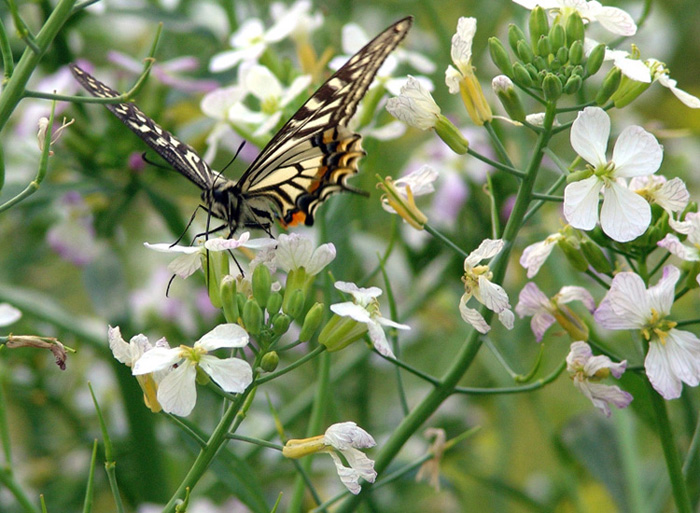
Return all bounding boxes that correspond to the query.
[70,64,215,190]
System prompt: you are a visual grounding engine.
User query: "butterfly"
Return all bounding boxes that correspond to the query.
[70,16,413,236]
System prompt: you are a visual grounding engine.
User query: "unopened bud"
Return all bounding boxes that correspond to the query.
[565,12,584,46]
[569,40,584,65]
[512,62,533,87]
[558,239,588,272]
[492,75,526,122]
[595,67,622,105]
[556,46,569,65]
[284,289,305,319]
[563,74,582,94]
[611,73,652,108]
[435,115,469,154]
[272,313,291,336]
[220,275,239,323]
[266,292,283,316]
[299,302,325,342]
[542,73,563,102]
[243,299,263,335]
[260,351,279,372]
[586,43,606,76]
[508,24,527,53]
[252,265,272,309]
[580,240,612,274]
[549,24,566,52]
[488,37,513,76]
[536,36,551,58]
[529,6,549,50]
[517,40,534,64]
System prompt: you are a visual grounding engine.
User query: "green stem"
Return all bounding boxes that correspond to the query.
[648,381,692,513]
[226,433,283,452]
[423,223,469,258]
[0,20,13,82]
[467,147,524,178]
[483,120,515,169]
[0,467,40,513]
[453,360,565,395]
[256,345,325,385]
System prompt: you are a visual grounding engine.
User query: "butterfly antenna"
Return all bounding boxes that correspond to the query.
[213,140,247,187]
[165,273,177,297]
[141,152,171,170]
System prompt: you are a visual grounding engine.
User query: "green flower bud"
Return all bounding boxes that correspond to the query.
[299,302,325,342]
[220,275,239,324]
[558,239,588,272]
[533,55,547,72]
[542,73,563,102]
[434,114,469,154]
[556,46,569,65]
[563,74,582,94]
[236,294,246,318]
[272,313,291,336]
[202,251,228,309]
[252,265,272,309]
[517,40,534,64]
[266,292,283,316]
[549,24,566,53]
[492,75,526,122]
[260,351,279,372]
[565,12,584,46]
[488,37,513,76]
[525,63,539,81]
[283,289,305,319]
[586,43,606,76]
[595,67,622,105]
[549,57,562,72]
[611,74,652,108]
[318,314,368,353]
[243,299,263,335]
[508,23,527,53]
[512,62,533,87]
[529,6,549,50]
[566,168,593,183]
[571,64,584,78]
[580,240,612,274]
[536,36,551,58]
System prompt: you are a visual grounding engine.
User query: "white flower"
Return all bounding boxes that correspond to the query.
[272,233,335,275]
[459,239,514,333]
[516,283,595,342]
[658,212,700,261]
[132,324,252,416]
[512,0,637,36]
[270,0,323,42]
[282,421,377,495]
[629,175,689,216]
[330,281,410,358]
[651,61,700,109]
[227,65,312,137]
[594,266,700,399]
[563,107,663,242]
[0,303,21,326]
[144,233,276,279]
[566,341,633,416]
[519,232,565,278]
[381,166,438,215]
[386,76,441,131]
[47,191,103,266]
[445,17,477,94]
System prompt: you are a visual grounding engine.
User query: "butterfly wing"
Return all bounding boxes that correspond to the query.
[235,16,413,226]
[70,64,216,191]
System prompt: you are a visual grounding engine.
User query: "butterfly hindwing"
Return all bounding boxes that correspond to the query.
[70,64,215,190]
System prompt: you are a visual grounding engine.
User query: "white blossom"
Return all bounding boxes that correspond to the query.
[386,76,441,131]
[629,175,689,216]
[519,232,565,278]
[273,233,335,275]
[658,212,700,261]
[512,0,636,36]
[0,303,21,326]
[381,166,438,215]
[445,17,477,94]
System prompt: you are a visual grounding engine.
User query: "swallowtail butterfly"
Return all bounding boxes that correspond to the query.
[71,16,413,235]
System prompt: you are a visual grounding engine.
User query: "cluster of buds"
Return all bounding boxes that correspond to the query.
[488,7,613,108]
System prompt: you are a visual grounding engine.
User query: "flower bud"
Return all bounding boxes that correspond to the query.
[243,299,263,335]
[512,62,533,87]
[558,239,588,272]
[488,37,513,76]
[542,73,563,102]
[435,115,469,154]
[611,74,651,108]
[203,251,228,309]
[586,43,606,76]
[536,36,551,58]
[553,305,590,342]
[260,351,279,372]
[569,40,584,65]
[266,292,283,316]
[533,55,547,72]
[508,23,527,53]
[492,75,526,122]
[318,314,368,353]
[272,313,291,336]
[563,74,582,94]
[529,6,549,50]
[565,12,584,46]
[556,46,569,65]
[299,302,325,342]
[549,24,566,53]
[220,275,239,323]
[580,240,612,274]
[595,67,622,105]
[516,40,534,64]
[283,289,305,319]
[252,264,272,309]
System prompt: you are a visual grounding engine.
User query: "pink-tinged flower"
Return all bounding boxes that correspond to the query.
[520,232,566,278]
[0,303,21,326]
[459,239,514,333]
[658,212,700,262]
[283,422,376,495]
[566,341,633,416]
[595,266,700,399]
[563,107,663,242]
[132,324,252,416]
[629,175,689,216]
[516,283,595,342]
[512,0,636,36]
[46,191,103,266]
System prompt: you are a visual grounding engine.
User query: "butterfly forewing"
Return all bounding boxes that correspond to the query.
[70,64,216,191]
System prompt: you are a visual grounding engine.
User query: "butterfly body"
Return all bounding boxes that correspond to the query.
[71,16,412,234]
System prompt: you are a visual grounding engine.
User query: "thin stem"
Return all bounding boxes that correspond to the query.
[375,350,440,386]
[682,413,700,475]
[226,433,283,452]
[453,360,566,395]
[483,120,515,169]
[0,20,14,81]
[0,468,40,513]
[467,147,524,178]
[256,345,326,385]
[423,223,469,259]
[531,193,563,202]
[585,269,611,289]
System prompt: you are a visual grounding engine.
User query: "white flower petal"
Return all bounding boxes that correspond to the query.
[594,272,649,329]
[519,236,560,278]
[658,74,700,108]
[450,17,477,71]
[0,303,22,326]
[611,126,663,177]
[557,286,596,312]
[157,362,197,416]
[306,243,336,275]
[657,234,700,261]
[132,346,182,375]
[459,295,490,333]
[571,107,610,166]
[466,238,504,266]
[645,338,682,399]
[477,276,511,314]
[108,326,132,364]
[199,355,253,393]
[325,422,376,450]
[591,5,637,36]
[564,176,602,230]
[167,252,203,279]
[655,177,689,213]
[531,310,557,342]
[615,57,652,83]
[646,265,679,316]
[444,65,462,94]
[599,181,651,242]
[386,76,441,131]
[144,242,201,254]
[201,86,245,119]
[197,323,249,351]
[331,302,372,324]
[367,321,395,359]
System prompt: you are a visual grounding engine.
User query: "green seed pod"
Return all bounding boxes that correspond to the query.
[517,40,534,64]
[220,275,239,324]
[260,351,279,372]
[549,23,566,52]
[488,37,513,76]
[565,11,585,46]
[542,73,563,101]
[580,240,612,274]
[536,35,551,58]
[252,264,271,310]
[556,46,569,65]
[569,40,584,66]
[272,313,291,336]
[558,239,588,272]
[563,74,582,94]
[243,299,263,336]
[512,62,533,87]
[586,43,606,76]
[266,292,283,316]
[283,289,305,319]
[529,6,549,50]
[508,23,527,53]
[299,302,324,342]
[595,67,622,105]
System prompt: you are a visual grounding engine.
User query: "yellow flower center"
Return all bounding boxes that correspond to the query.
[641,308,677,345]
[462,264,491,294]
